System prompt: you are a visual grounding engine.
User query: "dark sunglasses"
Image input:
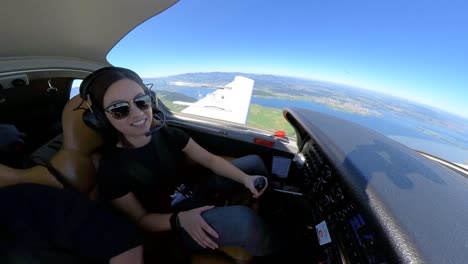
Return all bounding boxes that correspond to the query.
[104,94,152,120]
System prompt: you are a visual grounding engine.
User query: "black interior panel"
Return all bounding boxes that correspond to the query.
[1,77,73,167]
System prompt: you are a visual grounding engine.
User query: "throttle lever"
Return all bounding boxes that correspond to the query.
[254,177,266,191]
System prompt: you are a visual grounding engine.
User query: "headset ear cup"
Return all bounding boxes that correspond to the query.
[82,107,110,132]
[148,90,158,112]
[94,108,110,131]
[82,109,99,130]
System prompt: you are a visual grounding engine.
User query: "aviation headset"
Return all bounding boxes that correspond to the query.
[79,66,165,136]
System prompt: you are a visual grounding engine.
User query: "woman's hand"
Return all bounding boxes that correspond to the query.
[244,175,268,199]
[178,205,219,249]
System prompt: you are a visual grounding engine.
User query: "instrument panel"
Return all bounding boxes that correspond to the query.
[274,107,468,264]
[270,139,389,263]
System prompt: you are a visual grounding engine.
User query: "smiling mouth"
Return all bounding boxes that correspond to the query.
[131,118,146,127]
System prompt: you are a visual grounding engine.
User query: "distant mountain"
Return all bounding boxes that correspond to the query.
[143,72,468,134]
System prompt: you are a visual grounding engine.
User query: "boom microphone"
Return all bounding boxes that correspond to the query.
[145,110,166,137]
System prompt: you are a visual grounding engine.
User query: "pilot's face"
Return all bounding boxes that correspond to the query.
[103,79,153,138]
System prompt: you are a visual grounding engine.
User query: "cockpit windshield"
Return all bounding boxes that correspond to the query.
[106,0,468,168]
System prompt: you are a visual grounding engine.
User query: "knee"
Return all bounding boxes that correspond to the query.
[232,205,259,225]
[231,206,265,238]
[247,155,263,165]
[245,155,268,175]
[230,205,270,255]
[110,245,143,264]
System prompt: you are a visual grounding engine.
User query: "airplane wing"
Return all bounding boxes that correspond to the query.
[174,76,254,124]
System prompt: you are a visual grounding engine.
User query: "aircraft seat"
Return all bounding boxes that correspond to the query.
[0,96,100,192]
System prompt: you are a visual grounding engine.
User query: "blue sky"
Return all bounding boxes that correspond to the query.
[108,0,468,119]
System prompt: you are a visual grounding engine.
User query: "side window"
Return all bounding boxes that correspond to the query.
[150,76,253,124]
[148,77,295,138]
[70,79,82,99]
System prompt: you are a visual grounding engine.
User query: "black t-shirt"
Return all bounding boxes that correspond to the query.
[97,127,190,213]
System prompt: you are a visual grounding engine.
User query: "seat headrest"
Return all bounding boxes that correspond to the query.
[61,95,103,154]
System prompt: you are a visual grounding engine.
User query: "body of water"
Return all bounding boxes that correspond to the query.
[167,87,468,164]
[251,97,468,164]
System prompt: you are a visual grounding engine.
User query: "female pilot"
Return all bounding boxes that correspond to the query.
[83,67,272,261]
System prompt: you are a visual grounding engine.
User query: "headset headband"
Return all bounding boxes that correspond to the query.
[79,67,143,100]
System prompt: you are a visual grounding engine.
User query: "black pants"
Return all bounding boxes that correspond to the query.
[144,155,272,263]
[0,183,141,263]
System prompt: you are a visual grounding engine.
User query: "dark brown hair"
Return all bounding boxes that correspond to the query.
[87,69,146,148]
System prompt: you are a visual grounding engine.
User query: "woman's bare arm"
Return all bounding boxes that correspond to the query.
[182,139,250,184]
[182,138,267,198]
[111,192,172,232]
[111,191,219,249]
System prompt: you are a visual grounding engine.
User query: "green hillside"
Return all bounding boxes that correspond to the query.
[158,91,296,138]
[247,104,296,138]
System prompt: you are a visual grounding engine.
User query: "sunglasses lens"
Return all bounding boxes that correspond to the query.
[105,95,152,120]
[134,95,152,110]
[107,103,130,119]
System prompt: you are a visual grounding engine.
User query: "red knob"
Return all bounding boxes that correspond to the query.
[273,130,286,138]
